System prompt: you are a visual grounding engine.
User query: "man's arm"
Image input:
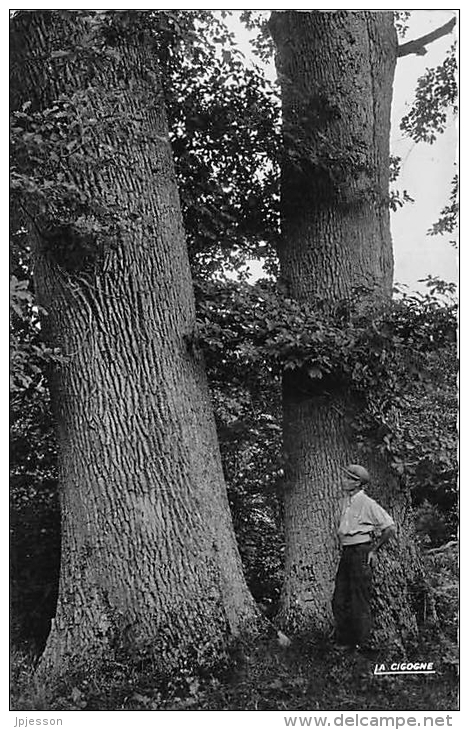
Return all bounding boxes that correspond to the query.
[368,525,396,567]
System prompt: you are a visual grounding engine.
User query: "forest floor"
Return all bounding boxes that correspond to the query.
[10,633,458,712]
[10,545,458,712]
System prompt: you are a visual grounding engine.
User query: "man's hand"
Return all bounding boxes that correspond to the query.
[367,550,377,568]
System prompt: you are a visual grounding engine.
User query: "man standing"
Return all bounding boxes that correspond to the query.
[332,464,396,652]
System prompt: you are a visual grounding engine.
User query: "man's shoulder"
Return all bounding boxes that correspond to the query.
[353,490,372,506]
[361,492,378,506]
[361,492,395,523]
[357,491,386,512]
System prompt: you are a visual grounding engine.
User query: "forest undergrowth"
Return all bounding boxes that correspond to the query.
[10,544,458,712]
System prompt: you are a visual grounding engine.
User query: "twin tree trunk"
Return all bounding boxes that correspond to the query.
[11,12,258,675]
[12,9,426,674]
[270,11,422,643]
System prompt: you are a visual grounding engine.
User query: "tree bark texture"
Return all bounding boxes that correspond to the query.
[269,11,422,643]
[271,10,395,304]
[11,11,258,675]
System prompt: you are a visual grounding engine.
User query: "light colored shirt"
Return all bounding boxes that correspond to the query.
[338,490,395,546]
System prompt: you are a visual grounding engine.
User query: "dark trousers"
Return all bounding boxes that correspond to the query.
[332,543,372,647]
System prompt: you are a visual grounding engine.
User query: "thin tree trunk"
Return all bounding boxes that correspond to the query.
[269,10,422,643]
[11,11,258,676]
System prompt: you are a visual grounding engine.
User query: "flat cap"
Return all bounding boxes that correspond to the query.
[340,464,370,483]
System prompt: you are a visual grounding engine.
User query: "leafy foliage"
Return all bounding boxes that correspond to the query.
[10,242,67,394]
[239,10,274,64]
[10,377,60,651]
[210,380,284,605]
[428,174,458,247]
[164,32,281,275]
[388,155,415,212]
[400,45,457,143]
[10,225,61,652]
[196,278,456,393]
[389,188,415,211]
[195,277,457,547]
[394,11,411,39]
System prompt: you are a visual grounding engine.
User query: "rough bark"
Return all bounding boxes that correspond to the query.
[269,10,422,644]
[11,11,258,676]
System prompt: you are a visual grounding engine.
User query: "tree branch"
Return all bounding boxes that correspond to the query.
[398,17,456,58]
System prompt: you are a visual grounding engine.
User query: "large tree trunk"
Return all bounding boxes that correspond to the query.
[11,11,258,676]
[269,10,422,643]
